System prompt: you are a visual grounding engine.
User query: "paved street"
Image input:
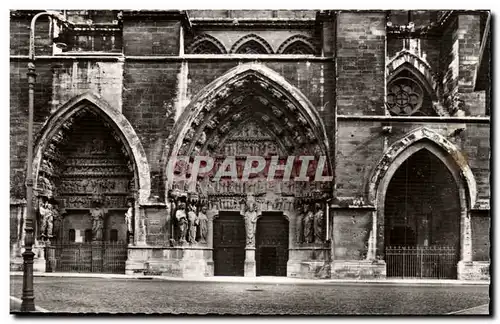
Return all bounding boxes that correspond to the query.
[9,276,490,315]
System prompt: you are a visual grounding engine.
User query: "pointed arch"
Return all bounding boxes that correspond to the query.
[230,34,274,54]
[186,34,227,54]
[387,50,438,101]
[33,92,151,204]
[367,127,477,209]
[277,35,317,55]
[162,63,332,196]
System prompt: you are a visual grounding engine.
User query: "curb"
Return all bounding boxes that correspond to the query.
[10,296,49,313]
[446,304,490,315]
[10,272,490,287]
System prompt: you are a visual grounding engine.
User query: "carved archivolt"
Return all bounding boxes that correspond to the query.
[186,34,227,54]
[32,92,151,205]
[277,35,317,55]
[163,63,333,204]
[387,50,437,97]
[367,127,477,208]
[230,34,274,54]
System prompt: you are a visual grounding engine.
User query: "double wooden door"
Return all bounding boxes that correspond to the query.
[213,212,246,276]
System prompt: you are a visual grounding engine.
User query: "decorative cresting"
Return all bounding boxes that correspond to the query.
[32,92,152,205]
[367,127,477,209]
[277,35,317,55]
[163,63,332,199]
[386,50,448,116]
[185,34,227,54]
[230,34,274,54]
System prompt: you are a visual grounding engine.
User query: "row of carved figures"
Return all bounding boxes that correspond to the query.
[171,202,209,245]
[168,193,326,247]
[169,194,260,247]
[37,195,136,243]
[295,202,324,244]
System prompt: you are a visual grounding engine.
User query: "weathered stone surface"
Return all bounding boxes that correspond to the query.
[331,260,386,279]
[457,261,490,281]
[9,10,491,281]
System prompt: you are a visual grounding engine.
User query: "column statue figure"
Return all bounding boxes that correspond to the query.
[39,197,55,239]
[313,202,324,243]
[241,195,260,248]
[50,198,63,241]
[175,202,188,244]
[295,203,309,244]
[198,205,209,244]
[187,203,199,244]
[303,202,314,243]
[89,196,108,242]
[125,198,134,243]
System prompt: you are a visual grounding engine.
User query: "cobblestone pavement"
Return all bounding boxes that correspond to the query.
[10,276,490,315]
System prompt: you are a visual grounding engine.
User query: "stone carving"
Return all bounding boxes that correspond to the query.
[193,178,330,197]
[60,178,130,194]
[64,165,129,175]
[198,205,209,244]
[60,195,129,209]
[125,198,134,237]
[88,196,108,241]
[192,111,205,126]
[175,202,188,244]
[296,203,310,243]
[313,202,324,243]
[52,205,64,241]
[187,203,199,244]
[241,195,261,247]
[39,197,54,239]
[303,203,314,243]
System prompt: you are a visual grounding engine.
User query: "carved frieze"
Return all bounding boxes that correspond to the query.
[207,196,296,212]
[189,178,331,197]
[216,141,281,156]
[63,165,130,176]
[59,178,131,194]
[59,195,130,209]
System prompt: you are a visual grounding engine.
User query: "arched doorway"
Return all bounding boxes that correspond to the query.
[163,63,332,277]
[33,94,149,273]
[256,212,289,276]
[384,149,460,278]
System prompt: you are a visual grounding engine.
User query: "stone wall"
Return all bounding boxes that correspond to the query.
[123,19,181,56]
[9,10,491,280]
[336,12,386,116]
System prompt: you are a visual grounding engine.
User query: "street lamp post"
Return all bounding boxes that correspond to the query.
[21,10,71,312]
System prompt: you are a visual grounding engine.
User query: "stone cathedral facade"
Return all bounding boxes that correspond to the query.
[10,10,491,280]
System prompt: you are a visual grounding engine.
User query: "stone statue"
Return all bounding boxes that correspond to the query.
[303,202,314,243]
[89,198,108,242]
[125,199,134,243]
[50,199,63,241]
[198,205,209,244]
[175,202,188,244]
[313,203,324,243]
[241,195,259,247]
[295,203,309,244]
[39,198,53,239]
[187,203,199,244]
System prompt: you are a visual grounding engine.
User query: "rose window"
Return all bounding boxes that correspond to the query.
[386,77,424,116]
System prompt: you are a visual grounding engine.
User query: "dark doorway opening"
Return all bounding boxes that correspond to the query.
[213,211,246,276]
[384,149,460,279]
[389,226,416,246]
[256,212,289,276]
